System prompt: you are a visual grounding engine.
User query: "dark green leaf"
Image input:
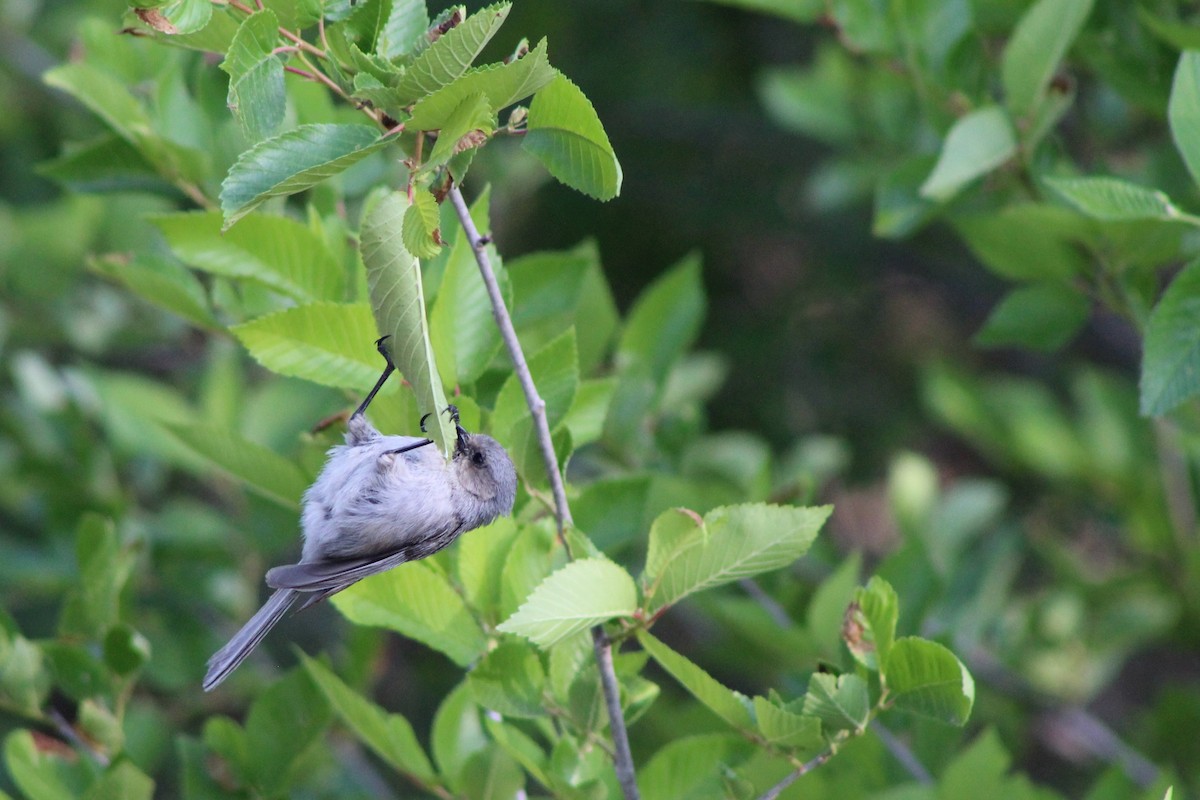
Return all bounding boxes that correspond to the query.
[974,283,1090,351]
[242,670,333,795]
[636,631,753,729]
[103,624,152,676]
[37,135,168,195]
[1141,258,1200,415]
[89,253,217,329]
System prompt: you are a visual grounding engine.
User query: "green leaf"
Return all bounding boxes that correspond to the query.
[242,670,332,795]
[492,328,577,437]
[4,730,80,800]
[360,190,454,453]
[751,696,825,752]
[431,681,487,790]
[221,124,394,228]
[885,637,975,726]
[643,503,830,613]
[164,422,308,507]
[497,558,637,648]
[701,0,821,23]
[332,560,488,665]
[393,3,513,103]
[873,155,939,239]
[379,0,429,59]
[43,64,207,185]
[424,92,494,170]
[37,134,167,195]
[974,283,1090,352]
[301,655,436,781]
[845,576,898,671]
[429,187,505,387]
[484,717,550,787]
[149,0,214,35]
[82,761,154,800]
[638,734,754,800]
[954,204,1088,281]
[402,189,443,259]
[454,517,520,622]
[1001,0,1094,119]
[221,10,286,143]
[636,631,753,729]
[523,73,622,201]
[58,514,134,638]
[232,302,386,390]
[1170,52,1200,188]
[919,106,1017,201]
[1141,258,1200,415]
[103,624,151,676]
[153,211,344,301]
[468,641,547,718]
[89,253,217,329]
[1044,176,1188,222]
[407,38,556,131]
[617,254,705,382]
[802,673,870,734]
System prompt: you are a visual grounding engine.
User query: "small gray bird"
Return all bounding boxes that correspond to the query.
[203,339,518,691]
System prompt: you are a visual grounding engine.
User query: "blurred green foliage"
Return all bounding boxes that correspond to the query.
[0,0,1198,798]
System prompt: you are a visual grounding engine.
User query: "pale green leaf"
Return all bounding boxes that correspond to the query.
[497,558,637,648]
[974,283,1090,352]
[360,190,454,454]
[155,0,213,34]
[221,10,285,142]
[221,124,394,228]
[5,730,79,800]
[483,717,550,787]
[846,576,898,671]
[231,302,389,390]
[751,696,824,752]
[153,210,344,301]
[1045,176,1186,222]
[379,0,429,59]
[467,641,547,718]
[81,761,155,800]
[491,328,578,436]
[644,503,830,613]
[431,681,487,791]
[301,655,436,781]
[407,38,556,131]
[885,637,975,726]
[402,189,443,259]
[802,673,870,734]
[424,92,494,170]
[332,560,488,666]
[919,106,1017,201]
[1001,0,1094,119]
[954,203,1088,280]
[165,423,309,507]
[392,3,513,103]
[1170,52,1200,188]
[638,734,754,800]
[454,517,520,622]
[636,631,753,729]
[1141,258,1200,415]
[88,253,217,329]
[523,73,622,201]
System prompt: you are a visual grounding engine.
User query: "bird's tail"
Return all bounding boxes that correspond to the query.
[203,589,298,691]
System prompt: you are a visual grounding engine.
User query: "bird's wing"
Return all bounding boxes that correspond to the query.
[265,548,415,592]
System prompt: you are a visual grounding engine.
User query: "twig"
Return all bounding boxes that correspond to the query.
[448,184,640,800]
[870,721,933,785]
[756,749,833,800]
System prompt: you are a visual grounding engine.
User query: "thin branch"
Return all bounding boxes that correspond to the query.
[870,721,933,785]
[448,184,640,800]
[756,749,833,800]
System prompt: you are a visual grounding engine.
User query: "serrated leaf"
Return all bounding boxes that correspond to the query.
[1170,52,1200,188]
[402,189,443,258]
[751,697,824,752]
[636,631,754,729]
[919,106,1017,201]
[974,283,1090,352]
[301,655,436,781]
[380,0,429,59]
[392,3,512,103]
[407,38,556,130]
[360,190,454,453]
[164,422,308,507]
[497,558,637,648]
[1141,258,1200,415]
[885,637,975,726]
[424,92,494,170]
[1001,0,1093,119]
[221,124,394,228]
[222,10,286,142]
[153,211,344,301]
[802,673,869,734]
[468,641,547,718]
[89,253,217,329]
[1045,176,1186,222]
[429,187,506,387]
[332,560,488,665]
[643,503,830,613]
[845,576,898,671]
[523,73,622,200]
[232,302,390,389]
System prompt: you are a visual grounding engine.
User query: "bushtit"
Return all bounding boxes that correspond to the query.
[203,338,518,691]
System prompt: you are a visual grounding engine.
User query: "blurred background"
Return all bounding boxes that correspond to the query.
[2,0,1198,797]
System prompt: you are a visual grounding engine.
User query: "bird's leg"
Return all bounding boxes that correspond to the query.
[352,336,396,420]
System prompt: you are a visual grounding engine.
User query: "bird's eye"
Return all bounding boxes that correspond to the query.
[471,451,486,466]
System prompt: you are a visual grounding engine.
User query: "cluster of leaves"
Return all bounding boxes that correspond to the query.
[0,1,994,799]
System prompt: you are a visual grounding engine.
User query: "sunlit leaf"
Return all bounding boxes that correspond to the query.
[523,74,622,201]
[497,558,637,648]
